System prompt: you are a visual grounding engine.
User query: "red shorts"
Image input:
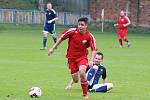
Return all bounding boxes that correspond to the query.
[68,57,88,74]
[118,29,128,39]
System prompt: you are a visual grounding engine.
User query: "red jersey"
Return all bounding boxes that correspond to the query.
[118,16,128,30]
[61,28,96,59]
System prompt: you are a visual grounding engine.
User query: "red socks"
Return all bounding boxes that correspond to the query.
[119,39,123,47]
[81,80,88,97]
[123,38,129,42]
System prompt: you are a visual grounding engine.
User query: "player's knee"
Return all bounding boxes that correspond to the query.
[53,35,57,39]
[119,38,122,41]
[80,74,86,80]
[51,34,56,38]
[123,37,126,40]
[72,73,79,83]
[73,80,78,83]
[72,78,78,83]
[79,65,87,80]
[110,83,113,89]
[107,83,113,90]
[43,33,48,37]
[79,72,86,80]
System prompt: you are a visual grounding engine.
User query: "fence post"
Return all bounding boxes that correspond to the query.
[101,9,104,32]
[32,10,35,24]
[64,12,67,26]
[137,0,140,25]
[13,10,17,24]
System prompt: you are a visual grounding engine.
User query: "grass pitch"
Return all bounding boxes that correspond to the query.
[0,24,150,100]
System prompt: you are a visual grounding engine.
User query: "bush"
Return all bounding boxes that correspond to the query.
[0,0,37,10]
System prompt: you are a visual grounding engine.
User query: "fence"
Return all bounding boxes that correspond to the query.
[56,0,90,13]
[0,9,90,25]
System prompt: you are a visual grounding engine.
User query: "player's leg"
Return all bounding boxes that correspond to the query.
[119,38,123,47]
[124,38,131,48]
[49,24,57,43]
[40,24,50,50]
[118,30,123,47]
[65,79,74,90]
[89,83,113,92]
[67,59,79,86]
[122,30,131,47]
[79,65,88,100]
[65,73,79,90]
[123,37,131,47]
[65,72,80,90]
[40,30,49,50]
[90,84,107,92]
[71,73,79,83]
[68,58,88,99]
[78,59,89,99]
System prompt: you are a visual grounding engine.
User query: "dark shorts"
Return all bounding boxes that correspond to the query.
[91,84,107,92]
[43,24,56,34]
[95,85,107,92]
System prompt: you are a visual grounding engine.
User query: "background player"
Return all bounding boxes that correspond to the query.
[65,52,113,93]
[48,17,97,100]
[114,10,131,48]
[40,2,58,50]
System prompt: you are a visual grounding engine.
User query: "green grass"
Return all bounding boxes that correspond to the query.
[0,24,150,100]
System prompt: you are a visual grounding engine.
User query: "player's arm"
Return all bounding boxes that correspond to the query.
[124,16,131,27]
[101,69,113,91]
[114,18,119,26]
[102,78,107,84]
[48,28,75,56]
[102,67,107,84]
[48,9,58,23]
[48,37,63,56]
[114,23,118,26]
[48,17,58,23]
[89,34,97,67]
[89,51,96,67]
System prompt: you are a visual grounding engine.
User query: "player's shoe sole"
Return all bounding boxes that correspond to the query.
[83,95,89,100]
[88,89,95,92]
[40,47,46,50]
[119,45,123,48]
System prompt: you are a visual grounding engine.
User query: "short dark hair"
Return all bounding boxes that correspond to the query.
[78,17,88,24]
[96,52,104,59]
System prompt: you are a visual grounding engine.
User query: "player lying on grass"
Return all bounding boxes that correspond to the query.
[65,52,113,92]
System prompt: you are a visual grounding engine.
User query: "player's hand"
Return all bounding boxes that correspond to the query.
[48,48,54,56]
[114,24,117,27]
[88,60,94,67]
[48,20,53,24]
[123,24,127,27]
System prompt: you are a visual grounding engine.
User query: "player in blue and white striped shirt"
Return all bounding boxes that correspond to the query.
[40,2,58,50]
[65,52,113,93]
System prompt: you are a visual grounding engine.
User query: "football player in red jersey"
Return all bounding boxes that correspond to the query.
[48,17,97,100]
[114,10,131,48]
